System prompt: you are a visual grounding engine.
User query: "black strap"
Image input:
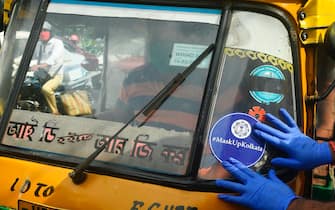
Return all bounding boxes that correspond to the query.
[37,44,43,65]
[50,64,63,78]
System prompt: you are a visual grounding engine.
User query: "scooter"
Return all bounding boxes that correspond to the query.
[16,63,101,115]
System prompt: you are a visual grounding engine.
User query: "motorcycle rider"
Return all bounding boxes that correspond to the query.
[30,21,65,114]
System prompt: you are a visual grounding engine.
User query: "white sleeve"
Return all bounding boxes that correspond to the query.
[44,39,65,66]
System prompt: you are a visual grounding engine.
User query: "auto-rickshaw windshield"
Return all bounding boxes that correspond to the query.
[2,0,221,176]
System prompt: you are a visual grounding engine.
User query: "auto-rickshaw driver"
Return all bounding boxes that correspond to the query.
[94,20,218,131]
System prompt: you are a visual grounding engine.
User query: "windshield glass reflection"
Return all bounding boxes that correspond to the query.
[4,1,220,176]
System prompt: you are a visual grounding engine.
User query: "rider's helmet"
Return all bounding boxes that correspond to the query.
[40,21,52,41]
[42,21,52,31]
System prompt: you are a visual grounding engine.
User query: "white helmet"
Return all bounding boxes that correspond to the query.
[42,21,52,31]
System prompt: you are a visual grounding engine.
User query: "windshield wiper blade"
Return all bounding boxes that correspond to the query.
[139,43,215,126]
[69,43,215,185]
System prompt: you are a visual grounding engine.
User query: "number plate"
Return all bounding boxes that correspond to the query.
[18,200,60,210]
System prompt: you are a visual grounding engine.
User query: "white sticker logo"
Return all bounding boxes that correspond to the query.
[231,119,251,139]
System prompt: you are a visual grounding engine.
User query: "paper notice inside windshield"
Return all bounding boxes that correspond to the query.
[169,43,211,68]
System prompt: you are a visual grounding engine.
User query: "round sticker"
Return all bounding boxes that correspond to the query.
[209,113,266,167]
[249,65,285,105]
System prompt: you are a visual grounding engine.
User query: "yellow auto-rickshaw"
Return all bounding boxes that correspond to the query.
[0,0,334,209]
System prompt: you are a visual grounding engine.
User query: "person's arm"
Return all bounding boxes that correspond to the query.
[94,100,132,122]
[253,108,333,170]
[216,158,298,210]
[216,158,335,210]
[30,63,50,71]
[288,198,335,210]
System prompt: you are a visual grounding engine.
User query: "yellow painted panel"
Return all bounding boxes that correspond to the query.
[0,157,248,210]
[299,0,335,29]
[4,0,14,26]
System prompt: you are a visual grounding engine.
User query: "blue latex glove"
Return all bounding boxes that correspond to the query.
[216,158,297,210]
[253,108,332,170]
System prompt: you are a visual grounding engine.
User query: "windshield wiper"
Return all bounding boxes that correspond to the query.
[69,43,215,185]
[139,44,215,126]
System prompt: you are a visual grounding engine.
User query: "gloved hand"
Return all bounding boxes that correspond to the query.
[216,158,297,210]
[253,108,332,170]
